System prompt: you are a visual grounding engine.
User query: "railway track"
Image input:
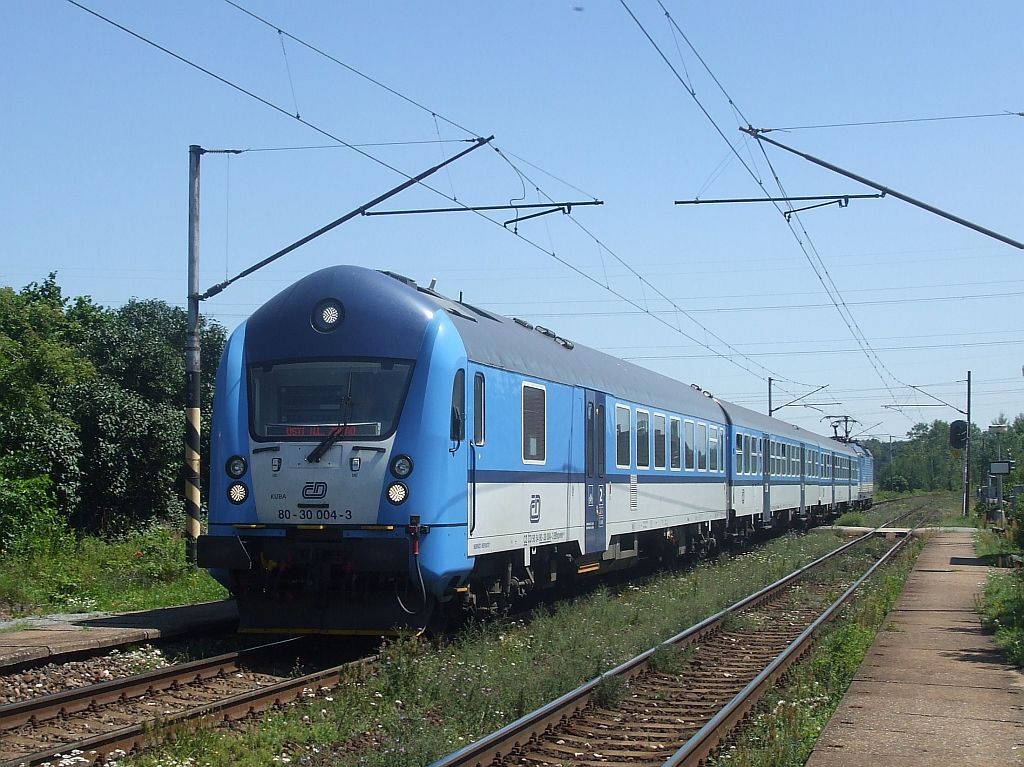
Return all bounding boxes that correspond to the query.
[0,637,374,767]
[0,499,925,766]
[431,522,918,767]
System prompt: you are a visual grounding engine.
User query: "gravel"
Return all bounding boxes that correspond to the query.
[0,644,169,704]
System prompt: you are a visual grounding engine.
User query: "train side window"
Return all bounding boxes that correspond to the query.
[670,417,681,470]
[653,414,666,469]
[636,410,650,469]
[597,404,606,478]
[708,426,718,471]
[615,404,631,468]
[718,428,724,472]
[743,434,751,475]
[685,421,695,470]
[735,433,742,474]
[697,423,708,471]
[522,382,546,464]
[451,369,466,442]
[473,372,485,446]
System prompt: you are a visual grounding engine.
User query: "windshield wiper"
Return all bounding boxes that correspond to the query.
[306,376,353,463]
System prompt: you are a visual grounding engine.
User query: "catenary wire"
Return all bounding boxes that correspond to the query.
[643,0,913,418]
[216,0,815,388]
[764,111,1024,132]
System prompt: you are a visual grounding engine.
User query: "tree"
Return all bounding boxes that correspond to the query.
[0,273,227,545]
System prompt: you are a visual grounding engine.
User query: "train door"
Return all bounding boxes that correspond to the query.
[468,371,484,535]
[799,444,806,513]
[584,390,607,554]
[761,434,771,524]
[828,453,835,508]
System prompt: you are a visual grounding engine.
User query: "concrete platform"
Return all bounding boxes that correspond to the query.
[0,600,237,670]
[805,531,1024,767]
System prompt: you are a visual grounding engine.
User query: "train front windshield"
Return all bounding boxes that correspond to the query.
[249,359,414,440]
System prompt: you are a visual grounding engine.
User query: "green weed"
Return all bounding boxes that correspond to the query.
[0,523,226,615]
[595,676,626,708]
[979,570,1024,666]
[649,643,695,675]
[833,511,865,527]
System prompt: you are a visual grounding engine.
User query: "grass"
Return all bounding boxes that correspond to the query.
[125,530,869,767]
[0,523,227,616]
[707,539,922,767]
[979,570,1024,666]
[832,491,969,530]
[976,520,1024,667]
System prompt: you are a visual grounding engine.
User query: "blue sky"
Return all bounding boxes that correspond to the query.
[3,1,1022,440]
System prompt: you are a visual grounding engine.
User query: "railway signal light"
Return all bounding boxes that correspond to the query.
[950,420,969,449]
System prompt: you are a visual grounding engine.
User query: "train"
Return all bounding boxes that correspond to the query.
[197,265,874,634]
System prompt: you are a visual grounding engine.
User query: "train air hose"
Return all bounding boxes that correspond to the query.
[396,520,428,615]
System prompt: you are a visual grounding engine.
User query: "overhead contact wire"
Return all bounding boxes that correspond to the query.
[632,0,912,417]
[222,0,797,387]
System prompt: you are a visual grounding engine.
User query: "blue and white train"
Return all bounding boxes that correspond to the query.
[197,266,874,633]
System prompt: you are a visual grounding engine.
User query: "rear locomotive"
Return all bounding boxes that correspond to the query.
[198,266,474,633]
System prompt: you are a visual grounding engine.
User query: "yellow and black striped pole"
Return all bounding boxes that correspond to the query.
[185,144,204,563]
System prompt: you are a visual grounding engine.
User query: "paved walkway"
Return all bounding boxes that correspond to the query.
[0,600,237,670]
[805,531,1024,767]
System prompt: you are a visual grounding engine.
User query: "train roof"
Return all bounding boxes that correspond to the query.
[412,277,726,422]
[717,400,859,454]
[246,266,875,452]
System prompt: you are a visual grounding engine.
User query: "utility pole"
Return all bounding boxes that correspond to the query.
[181,136,493,562]
[184,145,203,563]
[767,377,772,417]
[964,370,972,517]
[888,436,894,490]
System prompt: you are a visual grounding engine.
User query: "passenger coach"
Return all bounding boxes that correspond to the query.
[198,266,873,633]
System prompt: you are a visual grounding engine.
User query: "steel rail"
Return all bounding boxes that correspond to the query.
[0,637,303,731]
[1,650,376,767]
[429,521,901,767]
[3,656,375,767]
[662,527,915,766]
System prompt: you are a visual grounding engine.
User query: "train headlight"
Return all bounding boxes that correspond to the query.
[390,454,414,478]
[386,482,409,505]
[311,298,345,333]
[226,455,247,479]
[228,483,249,505]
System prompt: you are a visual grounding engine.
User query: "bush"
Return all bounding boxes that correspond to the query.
[981,571,1024,666]
[59,379,183,535]
[834,511,865,527]
[0,523,225,614]
[0,463,70,555]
